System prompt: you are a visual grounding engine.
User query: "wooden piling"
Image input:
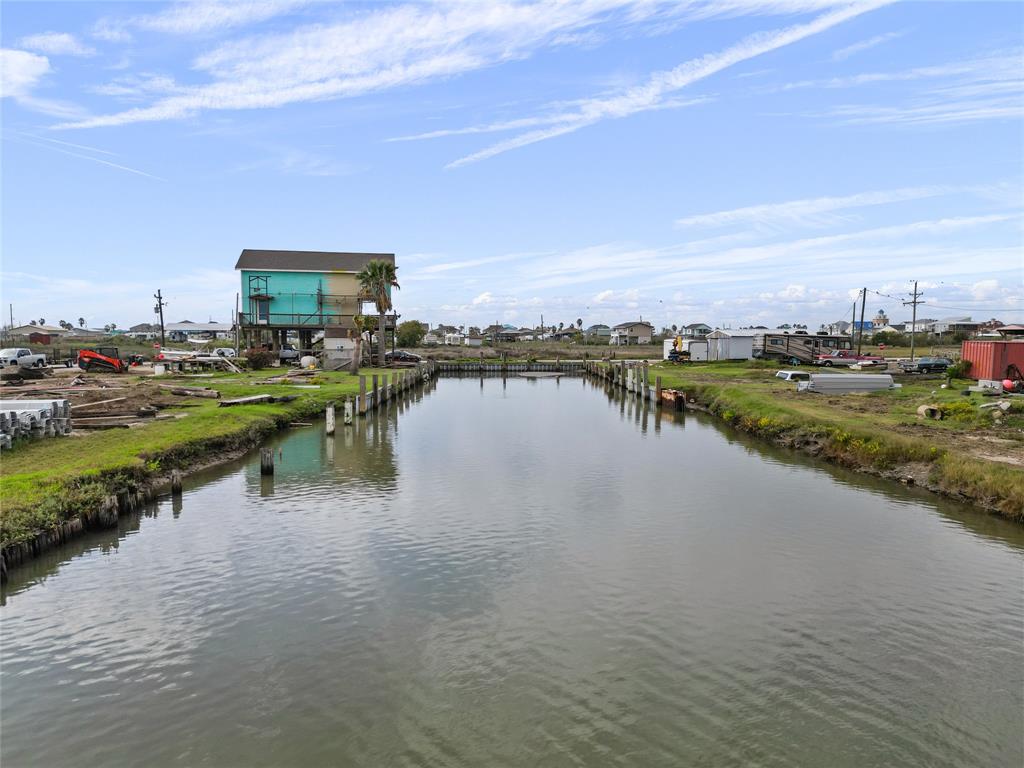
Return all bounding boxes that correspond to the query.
[359,376,367,414]
[655,375,662,403]
[325,403,336,435]
[260,447,274,475]
[343,398,354,425]
[371,375,379,409]
[170,469,182,496]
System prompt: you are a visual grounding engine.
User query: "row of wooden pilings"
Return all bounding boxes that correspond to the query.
[582,359,690,411]
[259,360,440,475]
[435,359,586,373]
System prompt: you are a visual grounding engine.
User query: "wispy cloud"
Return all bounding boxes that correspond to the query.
[92,0,309,42]
[832,30,903,60]
[675,185,956,230]
[10,134,165,181]
[58,1,865,131]
[18,32,96,57]
[445,1,891,167]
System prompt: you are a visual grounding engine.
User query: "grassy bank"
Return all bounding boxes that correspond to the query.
[641,361,1024,519]
[0,368,394,549]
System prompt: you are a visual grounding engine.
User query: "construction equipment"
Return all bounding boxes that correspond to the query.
[78,347,127,373]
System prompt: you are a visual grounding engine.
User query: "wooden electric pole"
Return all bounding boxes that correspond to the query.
[856,287,867,355]
[903,281,924,362]
[154,290,167,349]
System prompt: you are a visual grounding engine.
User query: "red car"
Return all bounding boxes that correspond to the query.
[814,349,886,367]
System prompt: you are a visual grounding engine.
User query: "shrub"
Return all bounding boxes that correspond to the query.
[245,349,275,369]
[940,400,976,423]
[947,359,971,379]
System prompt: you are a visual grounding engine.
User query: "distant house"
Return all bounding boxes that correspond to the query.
[483,324,521,342]
[680,322,712,338]
[610,321,654,346]
[464,335,484,347]
[127,323,159,340]
[824,320,852,336]
[166,320,234,342]
[903,318,937,334]
[550,327,579,341]
[8,323,71,338]
[584,324,611,340]
[932,316,980,336]
[443,332,464,346]
[422,331,441,346]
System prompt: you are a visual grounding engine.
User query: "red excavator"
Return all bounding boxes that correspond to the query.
[78,347,127,373]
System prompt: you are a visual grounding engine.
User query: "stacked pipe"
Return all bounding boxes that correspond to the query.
[0,399,72,450]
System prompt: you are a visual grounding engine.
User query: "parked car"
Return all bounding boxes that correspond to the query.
[814,349,885,367]
[0,348,46,368]
[279,344,301,361]
[385,350,423,363]
[775,370,810,382]
[899,356,952,374]
[213,347,238,358]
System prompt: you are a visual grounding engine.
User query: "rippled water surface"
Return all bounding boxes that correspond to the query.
[3,377,1023,767]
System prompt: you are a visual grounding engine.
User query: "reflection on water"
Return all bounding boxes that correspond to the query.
[2,376,1021,768]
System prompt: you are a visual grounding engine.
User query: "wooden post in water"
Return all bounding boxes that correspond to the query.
[359,376,367,414]
[371,375,379,410]
[655,376,662,404]
[260,448,274,475]
[170,469,182,496]
[343,398,354,425]
[325,403,336,435]
[391,372,398,400]
[642,363,649,400]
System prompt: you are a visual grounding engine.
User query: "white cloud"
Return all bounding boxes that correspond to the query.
[471,291,494,305]
[832,30,903,61]
[675,185,955,230]
[971,279,1000,300]
[136,0,309,35]
[92,0,308,42]
[0,49,51,98]
[58,1,873,131]
[18,32,96,57]
[446,1,891,167]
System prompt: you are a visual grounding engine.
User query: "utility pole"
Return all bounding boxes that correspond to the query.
[154,290,167,348]
[856,287,867,355]
[903,281,924,362]
[850,301,857,346]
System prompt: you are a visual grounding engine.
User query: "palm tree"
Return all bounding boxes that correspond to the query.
[576,318,582,330]
[356,260,399,365]
[39,318,45,325]
[78,317,85,328]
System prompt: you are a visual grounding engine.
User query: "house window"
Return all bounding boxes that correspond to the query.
[770,338,783,346]
[256,299,270,322]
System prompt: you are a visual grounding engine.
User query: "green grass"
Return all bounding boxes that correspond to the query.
[0,368,395,547]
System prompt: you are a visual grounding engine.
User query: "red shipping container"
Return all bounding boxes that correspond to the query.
[961,340,1024,380]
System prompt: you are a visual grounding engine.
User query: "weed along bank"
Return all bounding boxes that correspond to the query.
[2,374,1022,768]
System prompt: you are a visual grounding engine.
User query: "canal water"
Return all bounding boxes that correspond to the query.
[2,377,1022,767]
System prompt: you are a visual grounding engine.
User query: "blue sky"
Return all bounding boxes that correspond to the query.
[1,0,1021,331]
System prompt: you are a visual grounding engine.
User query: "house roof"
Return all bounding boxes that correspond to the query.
[166,321,231,332]
[235,249,395,272]
[612,321,654,330]
[684,322,711,329]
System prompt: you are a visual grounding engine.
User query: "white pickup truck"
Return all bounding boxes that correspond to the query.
[0,348,47,368]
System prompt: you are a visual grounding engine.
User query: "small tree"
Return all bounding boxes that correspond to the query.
[78,317,85,328]
[576,318,582,330]
[397,319,427,348]
[39,318,45,325]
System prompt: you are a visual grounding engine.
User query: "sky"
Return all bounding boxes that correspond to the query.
[1,0,1021,332]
